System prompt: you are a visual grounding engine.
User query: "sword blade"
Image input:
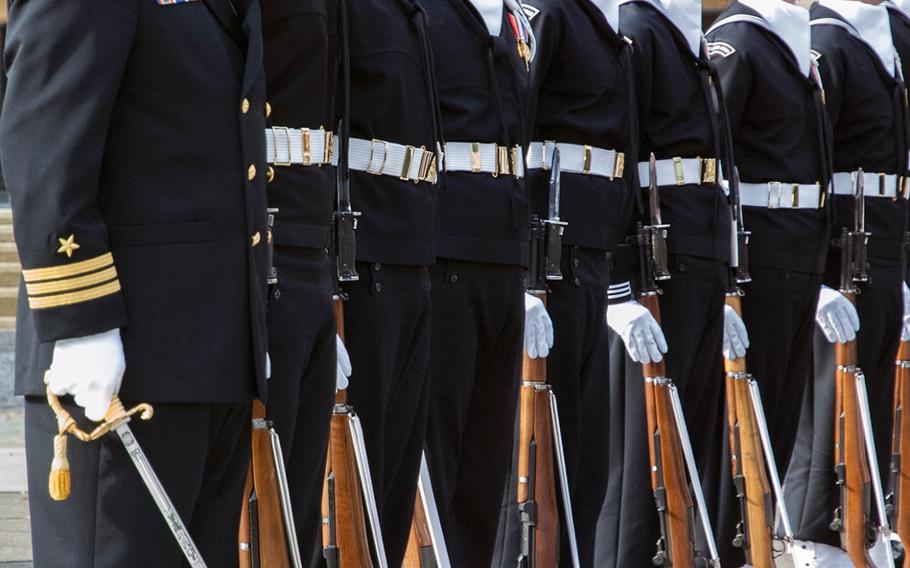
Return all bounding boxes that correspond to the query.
[336,119,353,213]
[113,422,207,568]
[268,428,303,568]
[855,168,865,233]
[548,147,561,222]
[348,415,389,568]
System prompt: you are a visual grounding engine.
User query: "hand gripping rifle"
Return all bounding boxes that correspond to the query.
[636,154,719,568]
[514,147,578,568]
[239,210,304,568]
[723,175,810,567]
[829,170,889,566]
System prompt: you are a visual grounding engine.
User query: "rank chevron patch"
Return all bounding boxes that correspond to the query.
[706,41,736,59]
[522,4,540,20]
[811,49,822,62]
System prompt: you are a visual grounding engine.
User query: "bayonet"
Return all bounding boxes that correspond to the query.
[333,118,361,284]
[635,154,671,291]
[323,475,339,568]
[542,147,568,282]
[648,155,663,228]
[731,166,752,284]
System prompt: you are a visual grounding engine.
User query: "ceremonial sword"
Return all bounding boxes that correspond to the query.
[46,385,206,567]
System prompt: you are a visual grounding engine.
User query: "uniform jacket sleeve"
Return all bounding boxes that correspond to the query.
[0,0,134,342]
[707,35,753,138]
[814,41,846,129]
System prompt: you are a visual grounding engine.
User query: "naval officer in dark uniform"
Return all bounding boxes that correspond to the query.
[260,0,343,563]
[596,0,739,563]
[782,0,909,551]
[1,0,269,565]
[498,1,636,565]
[340,0,441,563]
[707,0,833,562]
[418,1,538,565]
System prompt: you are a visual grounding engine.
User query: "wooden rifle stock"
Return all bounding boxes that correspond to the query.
[833,290,872,566]
[322,297,374,567]
[403,490,435,567]
[639,292,696,567]
[515,291,560,567]
[238,400,291,568]
[893,340,910,539]
[723,294,774,568]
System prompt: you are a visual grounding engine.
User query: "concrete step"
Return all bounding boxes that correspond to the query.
[0,208,11,223]
[0,318,14,331]
[0,225,13,244]
[0,289,16,318]
[0,264,19,288]
[0,244,18,264]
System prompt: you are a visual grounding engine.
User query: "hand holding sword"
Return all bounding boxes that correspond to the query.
[44,374,207,567]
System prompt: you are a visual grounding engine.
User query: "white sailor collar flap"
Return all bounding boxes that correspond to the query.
[468,0,505,35]
[619,0,702,57]
[887,0,910,19]
[738,0,812,77]
[818,0,897,78]
[590,0,621,33]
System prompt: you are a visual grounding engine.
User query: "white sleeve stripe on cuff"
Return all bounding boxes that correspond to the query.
[608,282,632,300]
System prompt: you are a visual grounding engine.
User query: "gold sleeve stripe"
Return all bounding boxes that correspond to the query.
[28,280,121,310]
[22,253,114,283]
[25,267,118,296]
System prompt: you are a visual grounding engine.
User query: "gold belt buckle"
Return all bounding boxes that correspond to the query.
[673,157,685,186]
[511,146,521,178]
[880,172,887,197]
[702,158,716,184]
[301,128,312,166]
[612,152,624,181]
[323,131,334,165]
[495,146,510,178]
[582,145,593,175]
[543,141,556,171]
[400,146,416,181]
[272,127,292,167]
[366,139,389,175]
[791,184,800,208]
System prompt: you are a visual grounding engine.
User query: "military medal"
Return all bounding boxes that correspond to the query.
[507,13,531,71]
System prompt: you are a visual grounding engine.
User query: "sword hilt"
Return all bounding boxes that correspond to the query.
[45,372,153,500]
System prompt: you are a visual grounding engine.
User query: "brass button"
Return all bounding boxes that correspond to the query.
[241,98,250,114]
[247,164,257,181]
[251,232,261,247]
[266,166,275,183]
[265,102,272,118]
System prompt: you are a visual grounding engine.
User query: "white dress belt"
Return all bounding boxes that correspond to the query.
[832,171,906,198]
[739,181,825,209]
[637,157,718,189]
[444,142,525,178]
[526,141,625,179]
[265,127,334,166]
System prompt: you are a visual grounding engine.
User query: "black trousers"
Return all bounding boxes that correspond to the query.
[266,247,337,567]
[786,256,903,546]
[25,396,251,567]
[424,259,525,568]
[597,254,729,567]
[344,261,431,567]
[492,247,612,567]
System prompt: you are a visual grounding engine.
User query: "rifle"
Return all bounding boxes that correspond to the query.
[829,169,880,566]
[891,339,910,541]
[320,93,387,564]
[403,454,452,568]
[637,154,719,568]
[239,210,304,568]
[513,148,579,568]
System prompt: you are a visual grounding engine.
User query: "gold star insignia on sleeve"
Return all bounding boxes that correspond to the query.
[56,234,81,258]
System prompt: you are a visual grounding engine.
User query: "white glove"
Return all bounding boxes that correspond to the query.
[723,304,750,360]
[336,335,352,391]
[902,282,910,341]
[47,328,126,422]
[815,285,860,343]
[524,293,554,359]
[607,300,668,364]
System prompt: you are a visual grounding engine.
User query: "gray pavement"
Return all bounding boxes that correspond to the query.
[0,328,30,566]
